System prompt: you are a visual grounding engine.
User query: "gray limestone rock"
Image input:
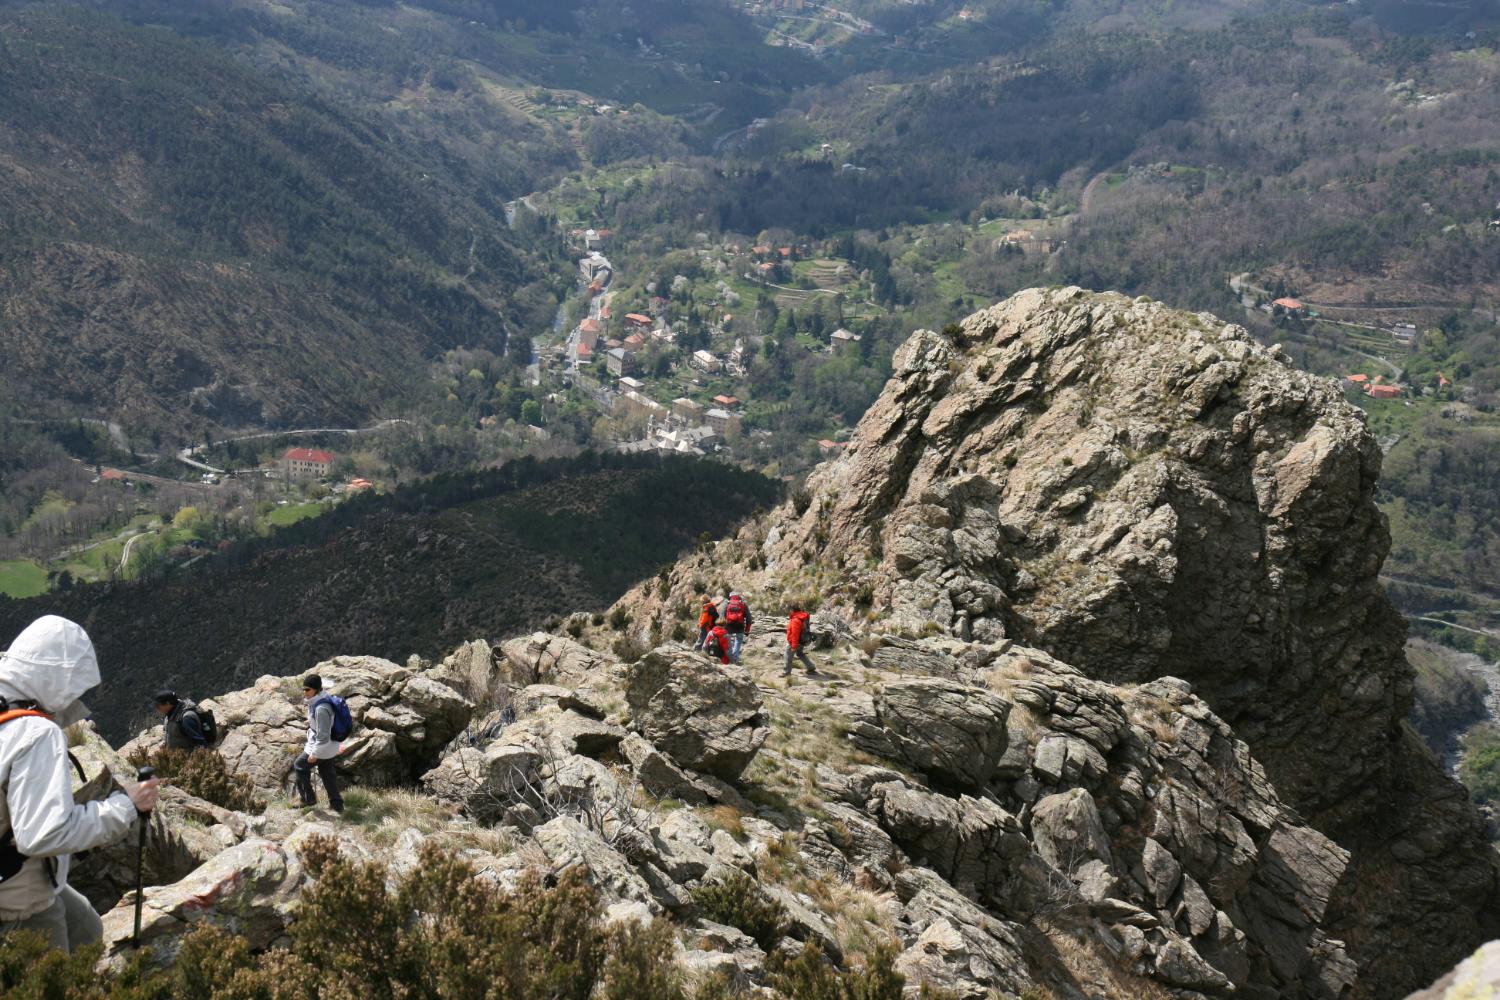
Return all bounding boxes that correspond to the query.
[623,646,768,780]
[874,678,1011,791]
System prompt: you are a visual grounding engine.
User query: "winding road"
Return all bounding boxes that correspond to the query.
[176,420,408,475]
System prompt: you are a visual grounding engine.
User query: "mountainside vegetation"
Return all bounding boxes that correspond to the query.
[0,453,779,743]
[0,3,571,433]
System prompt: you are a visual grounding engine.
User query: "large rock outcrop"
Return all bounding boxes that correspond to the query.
[615,288,1498,997]
[125,655,474,796]
[623,647,769,780]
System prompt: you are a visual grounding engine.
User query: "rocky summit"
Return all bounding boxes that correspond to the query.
[55,289,1498,999]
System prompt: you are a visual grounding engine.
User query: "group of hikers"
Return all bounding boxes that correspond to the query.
[0,616,348,953]
[0,591,812,954]
[694,591,819,677]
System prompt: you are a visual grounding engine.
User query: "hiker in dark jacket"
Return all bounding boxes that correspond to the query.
[153,690,208,751]
[293,674,343,813]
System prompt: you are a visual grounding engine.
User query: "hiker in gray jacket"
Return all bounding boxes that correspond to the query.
[292,674,343,813]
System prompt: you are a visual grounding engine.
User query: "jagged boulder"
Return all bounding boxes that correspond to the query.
[892,866,1034,998]
[873,678,1010,791]
[1029,787,1113,898]
[869,779,1034,913]
[501,632,619,689]
[532,816,661,913]
[99,838,302,965]
[620,732,710,805]
[623,647,768,780]
[421,742,541,823]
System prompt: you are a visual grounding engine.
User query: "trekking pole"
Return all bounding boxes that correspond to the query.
[131,765,155,949]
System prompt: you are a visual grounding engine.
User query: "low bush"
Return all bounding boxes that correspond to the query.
[1461,723,1500,808]
[127,746,263,814]
[691,872,787,951]
[0,837,687,999]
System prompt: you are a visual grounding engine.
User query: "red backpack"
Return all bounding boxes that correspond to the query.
[724,595,747,627]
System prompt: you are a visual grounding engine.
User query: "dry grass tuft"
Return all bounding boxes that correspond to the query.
[340,787,458,846]
[1039,918,1175,1000]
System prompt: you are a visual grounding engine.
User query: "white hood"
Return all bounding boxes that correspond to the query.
[0,616,98,719]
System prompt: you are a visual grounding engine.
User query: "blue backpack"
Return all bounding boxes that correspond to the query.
[314,694,354,741]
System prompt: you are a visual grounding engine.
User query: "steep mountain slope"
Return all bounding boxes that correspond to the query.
[618,288,1499,996]
[18,289,1493,1000]
[0,5,566,432]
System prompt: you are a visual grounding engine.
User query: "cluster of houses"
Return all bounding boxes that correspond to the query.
[613,387,745,457]
[1342,373,1402,399]
[1343,371,1454,400]
[996,229,1060,255]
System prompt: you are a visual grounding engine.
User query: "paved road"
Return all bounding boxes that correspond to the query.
[1079,171,1109,216]
[118,531,145,574]
[1412,616,1500,640]
[176,420,408,475]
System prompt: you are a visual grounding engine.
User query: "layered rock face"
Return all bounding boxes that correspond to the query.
[620,288,1496,996]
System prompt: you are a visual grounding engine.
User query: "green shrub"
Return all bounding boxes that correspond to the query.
[614,635,648,662]
[691,872,787,951]
[127,746,263,814]
[609,607,631,631]
[1461,723,1500,807]
[0,837,687,999]
[693,969,744,999]
[766,941,960,1000]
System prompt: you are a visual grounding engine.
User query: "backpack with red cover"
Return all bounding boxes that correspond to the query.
[724,595,747,627]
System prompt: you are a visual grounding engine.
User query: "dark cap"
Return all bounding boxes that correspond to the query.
[152,690,178,705]
[302,674,323,692]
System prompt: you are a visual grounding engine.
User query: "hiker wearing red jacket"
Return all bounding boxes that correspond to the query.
[722,592,752,664]
[783,604,817,676]
[704,623,731,664]
[692,597,718,652]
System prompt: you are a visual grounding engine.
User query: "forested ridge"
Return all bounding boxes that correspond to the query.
[0,453,779,743]
[0,4,571,433]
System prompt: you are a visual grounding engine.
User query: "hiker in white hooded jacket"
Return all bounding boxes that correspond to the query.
[0,616,158,951]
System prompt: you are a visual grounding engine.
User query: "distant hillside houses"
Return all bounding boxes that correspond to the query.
[830,328,862,355]
[1343,372,1403,399]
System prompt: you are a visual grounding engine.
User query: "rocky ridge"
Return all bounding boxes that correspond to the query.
[56,289,1495,999]
[612,288,1497,996]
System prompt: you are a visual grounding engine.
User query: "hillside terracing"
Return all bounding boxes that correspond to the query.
[50,289,1497,999]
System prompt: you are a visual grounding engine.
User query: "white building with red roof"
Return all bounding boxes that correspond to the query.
[281,447,335,481]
